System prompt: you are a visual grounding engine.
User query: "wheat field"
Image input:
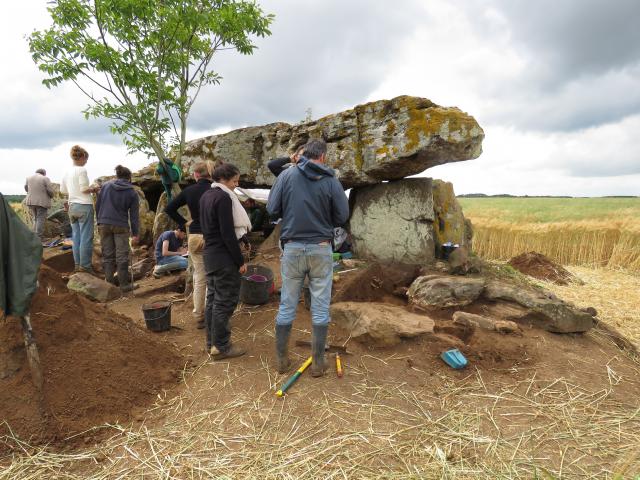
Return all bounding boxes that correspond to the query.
[459,197,640,272]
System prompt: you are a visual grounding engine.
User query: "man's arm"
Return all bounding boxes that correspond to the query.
[218,195,245,267]
[266,174,284,219]
[162,239,185,257]
[331,179,350,227]
[44,177,55,198]
[164,190,187,229]
[95,188,103,216]
[267,157,290,177]
[129,192,140,237]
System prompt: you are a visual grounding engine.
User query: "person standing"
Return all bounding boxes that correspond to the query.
[60,145,96,273]
[165,162,213,328]
[24,168,54,240]
[267,146,304,177]
[200,163,250,360]
[267,139,349,376]
[95,165,140,292]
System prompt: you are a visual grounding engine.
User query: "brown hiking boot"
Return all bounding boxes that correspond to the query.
[211,345,246,361]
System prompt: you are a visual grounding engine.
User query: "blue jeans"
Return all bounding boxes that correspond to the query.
[68,203,94,269]
[276,242,333,327]
[155,255,188,272]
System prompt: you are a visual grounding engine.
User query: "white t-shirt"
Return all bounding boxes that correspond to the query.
[61,166,93,204]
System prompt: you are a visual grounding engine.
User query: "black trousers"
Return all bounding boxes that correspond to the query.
[205,263,241,352]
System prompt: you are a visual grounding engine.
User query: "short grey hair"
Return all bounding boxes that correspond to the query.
[36,169,46,175]
[303,139,327,160]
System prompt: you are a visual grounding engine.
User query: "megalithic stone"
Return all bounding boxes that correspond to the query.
[131,96,484,190]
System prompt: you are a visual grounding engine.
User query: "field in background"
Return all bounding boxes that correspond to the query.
[459,197,640,272]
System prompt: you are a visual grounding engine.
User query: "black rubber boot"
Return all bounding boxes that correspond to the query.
[275,324,292,374]
[117,263,134,292]
[311,324,328,377]
[103,263,116,285]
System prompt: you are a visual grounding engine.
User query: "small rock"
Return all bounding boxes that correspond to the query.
[67,273,121,302]
[331,302,435,347]
[408,275,484,309]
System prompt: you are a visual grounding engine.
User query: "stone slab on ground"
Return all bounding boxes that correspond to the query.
[484,281,595,333]
[67,273,121,302]
[331,302,435,347]
[452,311,521,335]
[349,178,436,264]
[408,275,485,309]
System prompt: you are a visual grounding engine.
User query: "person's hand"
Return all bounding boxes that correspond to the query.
[290,152,300,164]
[239,264,247,275]
[179,247,188,255]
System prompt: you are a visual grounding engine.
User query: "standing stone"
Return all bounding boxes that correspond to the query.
[348,178,435,264]
[134,186,155,246]
[432,179,471,256]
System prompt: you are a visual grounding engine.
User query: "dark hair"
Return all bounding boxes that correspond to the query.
[36,168,46,175]
[115,165,132,180]
[303,139,327,160]
[212,163,240,182]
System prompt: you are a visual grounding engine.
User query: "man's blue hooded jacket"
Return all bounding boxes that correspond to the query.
[266,157,349,244]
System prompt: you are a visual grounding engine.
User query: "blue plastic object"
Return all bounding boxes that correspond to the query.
[341,251,353,259]
[441,349,468,369]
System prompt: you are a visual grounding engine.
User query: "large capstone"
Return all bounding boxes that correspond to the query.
[348,178,435,264]
[132,96,483,191]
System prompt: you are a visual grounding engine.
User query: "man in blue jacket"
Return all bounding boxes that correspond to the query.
[267,139,349,376]
[95,165,139,292]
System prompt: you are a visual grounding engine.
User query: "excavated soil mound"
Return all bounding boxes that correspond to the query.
[508,251,580,285]
[0,266,182,450]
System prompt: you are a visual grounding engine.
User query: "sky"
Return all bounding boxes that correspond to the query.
[1,0,639,197]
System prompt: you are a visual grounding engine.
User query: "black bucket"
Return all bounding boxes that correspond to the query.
[240,265,274,305]
[142,301,172,332]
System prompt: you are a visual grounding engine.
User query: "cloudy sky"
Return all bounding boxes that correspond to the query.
[1,0,639,196]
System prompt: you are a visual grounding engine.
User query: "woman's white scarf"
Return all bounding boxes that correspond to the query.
[212,182,251,239]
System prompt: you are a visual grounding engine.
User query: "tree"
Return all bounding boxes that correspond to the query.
[29,0,273,167]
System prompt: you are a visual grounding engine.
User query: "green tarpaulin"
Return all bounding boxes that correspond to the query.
[0,193,42,317]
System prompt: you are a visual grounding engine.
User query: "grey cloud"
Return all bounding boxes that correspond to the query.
[188,0,427,131]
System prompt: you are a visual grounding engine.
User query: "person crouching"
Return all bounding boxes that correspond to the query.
[199,163,250,360]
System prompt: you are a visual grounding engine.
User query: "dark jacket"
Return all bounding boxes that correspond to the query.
[267,156,293,177]
[200,187,244,268]
[95,179,140,235]
[165,178,212,234]
[266,157,349,244]
[0,193,42,316]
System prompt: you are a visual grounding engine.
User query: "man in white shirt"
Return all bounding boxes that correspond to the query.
[60,145,96,273]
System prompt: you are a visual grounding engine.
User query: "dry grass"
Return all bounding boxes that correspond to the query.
[538,266,640,348]
[471,220,640,272]
[2,368,640,479]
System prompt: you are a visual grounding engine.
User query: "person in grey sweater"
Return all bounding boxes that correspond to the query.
[267,139,349,376]
[95,165,140,292]
[24,169,54,239]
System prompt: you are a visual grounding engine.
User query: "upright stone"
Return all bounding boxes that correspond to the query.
[348,178,435,264]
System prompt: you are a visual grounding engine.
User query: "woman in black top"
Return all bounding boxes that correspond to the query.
[199,163,249,360]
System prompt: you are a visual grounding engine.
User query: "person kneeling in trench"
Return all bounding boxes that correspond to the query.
[153,227,188,277]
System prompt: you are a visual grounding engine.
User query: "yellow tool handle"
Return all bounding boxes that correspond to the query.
[336,353,343,378]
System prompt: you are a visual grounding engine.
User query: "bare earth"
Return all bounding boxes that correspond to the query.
[1,255,639,479]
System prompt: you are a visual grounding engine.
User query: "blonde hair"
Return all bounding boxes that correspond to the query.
[193,161,211,178]
[70,145,88,163]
